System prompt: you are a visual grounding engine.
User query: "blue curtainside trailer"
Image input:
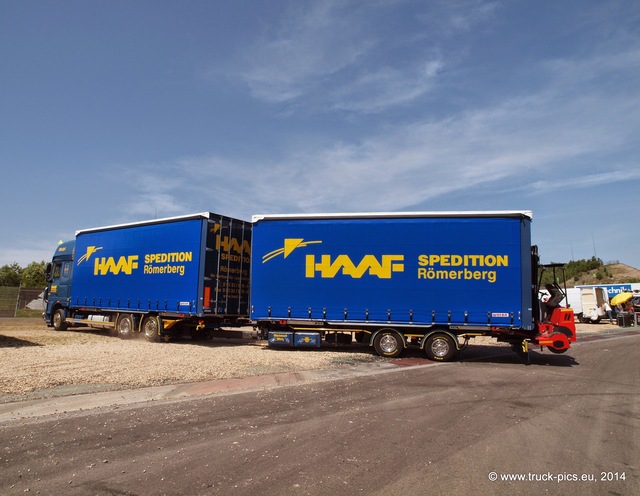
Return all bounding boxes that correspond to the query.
[44,212,251,340]
[250,211,576,360]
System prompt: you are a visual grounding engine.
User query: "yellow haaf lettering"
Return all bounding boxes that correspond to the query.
[93,255,139,275]
[217,236,251,255]
[306,254,404,279]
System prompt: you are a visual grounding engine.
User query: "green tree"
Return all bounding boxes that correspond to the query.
[0,263,22,286]
[539,256,604,286]
[21,261,47,288]
[564,256,603,281]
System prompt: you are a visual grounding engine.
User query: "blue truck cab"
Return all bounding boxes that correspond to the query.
[43,240,76,331]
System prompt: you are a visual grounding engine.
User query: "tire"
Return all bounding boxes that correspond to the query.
[373,329,404,358]
[142,315,162,342]
[425,333,456,362]
[52,308,68,332]
[117,313,135,339]
[546,331,569,354]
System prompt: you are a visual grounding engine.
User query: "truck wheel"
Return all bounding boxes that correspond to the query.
[52,308,68,332]
[142,315,162,342]
[117,314,135,339]
[373,330,404,358]
[425,334,456,362]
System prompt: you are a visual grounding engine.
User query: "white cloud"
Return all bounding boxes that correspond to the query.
[123,6,640,221]
[114,164,192,220]
[232,1,486,113]
[239,1,374,104]
[442,0,499,32]
[329,60,444,113]
[121,42,640,220]
[526,169,640,196]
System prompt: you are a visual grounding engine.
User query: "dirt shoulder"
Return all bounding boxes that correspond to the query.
[0,318,635,403]
[0,319,382,402]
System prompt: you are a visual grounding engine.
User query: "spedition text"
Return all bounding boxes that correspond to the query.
[144,252,193,264]
[417,253,509,284]
[418,254,508,267]
[143,251,192,277]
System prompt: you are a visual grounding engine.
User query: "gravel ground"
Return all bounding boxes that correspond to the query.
[0,317,632,402]
[0,319,383,401]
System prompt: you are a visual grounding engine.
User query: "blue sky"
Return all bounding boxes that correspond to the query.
[1,0,639,270]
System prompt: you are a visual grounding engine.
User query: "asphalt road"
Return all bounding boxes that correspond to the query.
[1,334,639,496]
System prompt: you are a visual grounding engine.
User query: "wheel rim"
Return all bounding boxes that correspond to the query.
[120,317,132,335]
[144,318,157,338]
[431,337,450,358]
[54,312,61,328]
[379,334,399,354]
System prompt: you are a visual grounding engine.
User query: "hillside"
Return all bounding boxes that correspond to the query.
[567,263,640,287]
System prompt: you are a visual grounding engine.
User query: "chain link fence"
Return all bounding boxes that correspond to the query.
[0,287,44,317]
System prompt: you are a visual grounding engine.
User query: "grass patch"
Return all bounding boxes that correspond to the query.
[16,308,43,318]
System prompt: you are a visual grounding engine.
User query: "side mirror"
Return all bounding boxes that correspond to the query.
[45,262,53,283]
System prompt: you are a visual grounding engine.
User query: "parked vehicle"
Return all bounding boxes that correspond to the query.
[564,287,610,323]
[44,210,576,361]
[43,213,251,340]
[575,283,640,307]
[251,211,576,361]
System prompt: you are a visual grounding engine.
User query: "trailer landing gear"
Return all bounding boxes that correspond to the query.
[512,340,530,365]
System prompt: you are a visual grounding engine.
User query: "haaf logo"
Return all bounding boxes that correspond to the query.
[262,238,404,279]
[78,246,138,276]
[93,255,139,276]
[262,238,322,263]
[77,246,103,264]
[306,254,404,279]
[211,224,251,255]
